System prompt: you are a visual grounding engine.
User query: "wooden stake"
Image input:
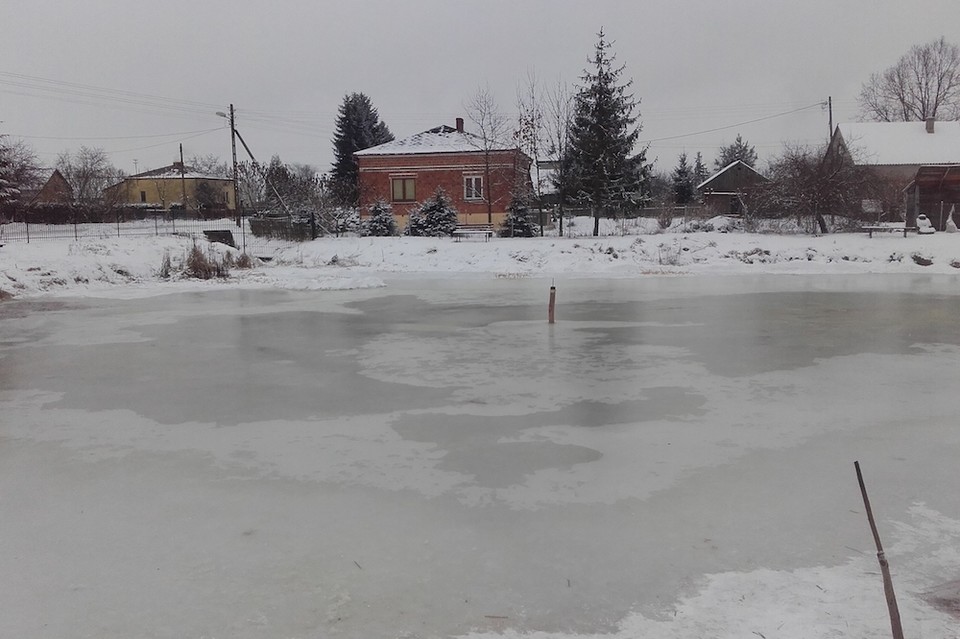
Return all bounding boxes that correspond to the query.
[854,461,904,639]
[548,284,556,324]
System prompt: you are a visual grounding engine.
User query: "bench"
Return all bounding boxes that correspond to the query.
[452,224,495,242]
[862,225,918,238]
[203,230,237,248]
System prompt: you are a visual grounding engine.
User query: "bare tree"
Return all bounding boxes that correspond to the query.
[56,146,123,207]
[188,154,231,178]
[757,143,875,233]
[515,71,547,234]
[236,160,267,211]
[858,37,960,122]
[465,85,510,223]
[0,136,43,194]
[543,79,574,236]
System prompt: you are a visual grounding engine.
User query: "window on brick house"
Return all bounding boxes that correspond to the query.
[464,176,483,200]
[391,178,416,202]
[140,191,147,202]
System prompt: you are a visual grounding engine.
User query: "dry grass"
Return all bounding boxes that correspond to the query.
[184,243,231,279]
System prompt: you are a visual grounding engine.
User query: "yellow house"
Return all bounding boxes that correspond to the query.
[105,162,235,211]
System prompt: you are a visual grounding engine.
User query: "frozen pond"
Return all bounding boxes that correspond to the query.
[2,275,960,638]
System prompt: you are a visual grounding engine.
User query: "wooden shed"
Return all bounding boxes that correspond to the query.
[696,160,768,215]
[904,165,960,230]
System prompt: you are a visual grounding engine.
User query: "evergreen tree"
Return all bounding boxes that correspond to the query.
[563,29,649,236]
[362,200,398,236]
[714,134,758,169]
[500,197,537,237]
[405,188,458,237]
[671,152,694,205]
[692,152,709,190]
[331,93,394,206]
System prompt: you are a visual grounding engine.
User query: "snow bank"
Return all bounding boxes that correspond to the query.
[4,219,960,299]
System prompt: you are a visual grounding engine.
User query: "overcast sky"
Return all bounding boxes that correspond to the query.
[2,0,959,176]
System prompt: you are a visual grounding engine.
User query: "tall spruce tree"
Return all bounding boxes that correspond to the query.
[714,134,758,169]
[331,93,394,206]
[672,152,694,205]
[563,29,649,236]
[692,152,709,190]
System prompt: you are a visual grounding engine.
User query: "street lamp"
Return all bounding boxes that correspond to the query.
[217,106,241,227]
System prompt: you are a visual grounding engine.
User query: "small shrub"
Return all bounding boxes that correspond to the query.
[405,188,458,237]
[235,253,254,269]
[500,199,537,237]
[158,251,173,279]
[362,200,398,237]
[657,210,673,229]
[911,253,933,267]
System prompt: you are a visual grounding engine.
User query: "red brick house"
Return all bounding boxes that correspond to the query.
[355,118,532,227]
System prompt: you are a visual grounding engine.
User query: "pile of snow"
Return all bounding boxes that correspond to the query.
[4,218,960,299]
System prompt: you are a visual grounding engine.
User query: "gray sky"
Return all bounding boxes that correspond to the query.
[2,0,958,176]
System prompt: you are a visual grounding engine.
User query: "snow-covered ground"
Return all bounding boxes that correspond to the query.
[3,217,960,299]
[2,219,960,638]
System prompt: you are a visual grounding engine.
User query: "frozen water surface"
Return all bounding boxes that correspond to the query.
[2,275,960,638]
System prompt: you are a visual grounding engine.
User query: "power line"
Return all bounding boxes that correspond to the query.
[639,102,825,144]
[8,127,223,142]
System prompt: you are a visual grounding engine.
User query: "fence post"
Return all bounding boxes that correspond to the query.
[74,208,79,241]
[154,211,158,236]
[25,215,30,243]
[116,209,121,238]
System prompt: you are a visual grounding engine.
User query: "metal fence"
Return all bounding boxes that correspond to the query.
[0,213,266,253]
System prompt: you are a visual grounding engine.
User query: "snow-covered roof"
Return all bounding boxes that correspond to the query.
[697,160,766,190]
[131,164,231,181]
[354,125,514,156]
[835,121,960,166]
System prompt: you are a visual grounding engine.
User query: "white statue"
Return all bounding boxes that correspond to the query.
[917,214,936,234]
[946,206,958,233]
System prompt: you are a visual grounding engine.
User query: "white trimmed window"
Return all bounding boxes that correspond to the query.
[464,176,483,200]
[391,177,416,202]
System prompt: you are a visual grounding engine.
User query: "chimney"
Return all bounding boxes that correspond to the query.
[455,117,464,133]
[926,117,935,133]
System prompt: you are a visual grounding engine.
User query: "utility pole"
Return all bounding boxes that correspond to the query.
[179,143,187,216]
[828,96,833,139]
[229,104,241,228]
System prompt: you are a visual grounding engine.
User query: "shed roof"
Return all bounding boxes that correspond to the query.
[355,125,513,156]
[696,160,766,191]
[835,121,960,166]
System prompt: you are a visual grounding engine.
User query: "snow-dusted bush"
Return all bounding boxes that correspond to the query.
[405,188,458,237]
[500,199,537,237]
[362,200,398,236]
[911,252,933,266]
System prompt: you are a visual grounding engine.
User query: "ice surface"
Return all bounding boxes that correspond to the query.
[2,277,960,638]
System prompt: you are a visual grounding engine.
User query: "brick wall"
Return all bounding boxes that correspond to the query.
[357,149,531,227]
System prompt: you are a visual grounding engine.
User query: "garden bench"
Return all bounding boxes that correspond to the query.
[862,225,918,238]
[452,224,495,242]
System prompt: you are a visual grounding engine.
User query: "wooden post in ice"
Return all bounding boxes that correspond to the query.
[548,282,556,324]
[854,461,904,639]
